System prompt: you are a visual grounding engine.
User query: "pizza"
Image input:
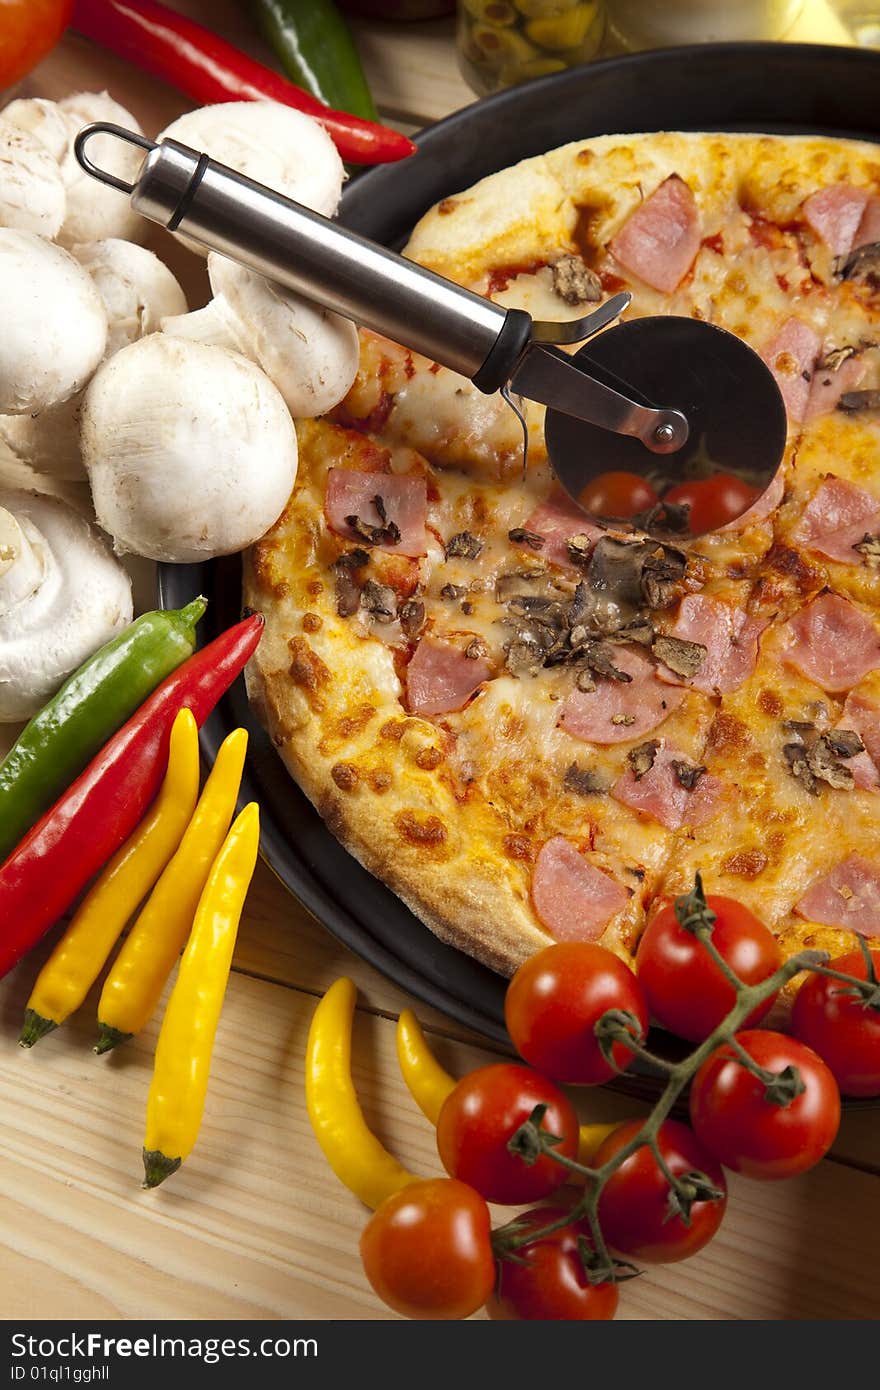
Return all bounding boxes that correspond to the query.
[243,130,880,982]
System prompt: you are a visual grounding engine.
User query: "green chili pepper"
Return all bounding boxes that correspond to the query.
[251,0,380,123]
[0,598,207,864]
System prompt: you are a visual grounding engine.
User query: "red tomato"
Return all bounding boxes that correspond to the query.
[791,948,880,1098]
[436,1063,579,1204]
[359,1178,495,1320]
[664,474,759,532]
[487,1209,619,1321]
[689,1030,841,1180]
[594,1120,727,1264]
[505,942,650,1085]
[579,471,659,518]
[637,896,782,1042]
[0,0,72,88]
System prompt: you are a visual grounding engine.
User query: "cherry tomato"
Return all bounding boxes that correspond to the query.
[791,948,880,1098]
[436,1063,579,1204]
[487,1209,619,1321]
[664,474,759,532]
[579,471,659,518]
[506,942,650,1084]
[689,1029,841,1180]
[0,0,72,88]
[637,896,782,1043]
[594,1120,727,1264]
[359,1178,495,1320]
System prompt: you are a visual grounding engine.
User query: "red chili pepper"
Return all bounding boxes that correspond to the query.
[0,613,263,980]
[71,0,416,166]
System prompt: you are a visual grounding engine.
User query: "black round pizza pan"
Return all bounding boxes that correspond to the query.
[159,41,880,1083]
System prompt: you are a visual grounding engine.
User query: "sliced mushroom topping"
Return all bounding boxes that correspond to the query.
[344,510,401,546]
[361,578,398,622]
[399,598,426,639]
[835,241,880,286]
[641,544,688,609]
[818,342,865,371]
[333,554,364,617]
[445,530,483,559]
[465,636,489,660]
[853,533,880,567]
[670,759,707,790]
[505,635,545,677]
[628,739,659,780]
[551,254,602,306]
[838,390,880,415]
[565,533,594,568]
[610,711,635,725]
[631,499,692,535]
[508,526,544,550]
[782,722,864,796]
[652,632,707,677]
[440,582,467,600]
[612,618,655,646]
[563,762,609,796]
[335,547,370,570]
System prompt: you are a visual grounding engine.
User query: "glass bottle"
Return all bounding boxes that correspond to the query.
[606,0,805,49]
[457,0,607,96]
[826,1,880,46]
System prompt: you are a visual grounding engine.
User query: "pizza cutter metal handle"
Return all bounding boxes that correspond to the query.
[73,123,683,452]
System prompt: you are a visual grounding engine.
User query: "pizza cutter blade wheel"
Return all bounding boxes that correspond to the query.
[543,318,788,538]
[73,123,787,539]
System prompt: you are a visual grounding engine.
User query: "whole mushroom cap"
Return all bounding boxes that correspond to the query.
[0,230,107,415]
[0,489,132,721]
[3,92,146,247]
[157,102,345,237]
[0,119,66,238]
[74,238,189,355]
[81,335,299,563]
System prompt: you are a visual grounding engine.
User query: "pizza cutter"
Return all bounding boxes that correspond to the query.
[74,123,787,537]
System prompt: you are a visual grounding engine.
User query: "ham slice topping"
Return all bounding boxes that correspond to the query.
[558,646,684,745]
[611,740,722,831]
[855,195,880,249]
[805,353,867,420]
[518,490,603,570]
[802,184,870,255]
[792,476,880,565]
[837,690,880,791]
[531,836,630,941]
[405,637,493,717]
[658,594,766,695]
[325,467,427,556]
[609,175,701,293]
[761,318,823,425]
[795,854,880,936]
[783,592,880,692]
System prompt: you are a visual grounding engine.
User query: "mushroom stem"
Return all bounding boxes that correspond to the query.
[0,505,43,612]
[161,300,237,351]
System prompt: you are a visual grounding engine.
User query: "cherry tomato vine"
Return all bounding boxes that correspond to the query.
[491,875,878,1290]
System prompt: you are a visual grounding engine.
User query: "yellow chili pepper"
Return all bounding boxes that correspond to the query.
[95,726,248,1054]
[20,709,201,1048]
[395,1008,623,1172]
[143,801,260,1189]
[307,978,418,1210]
[396,1010,455,1125]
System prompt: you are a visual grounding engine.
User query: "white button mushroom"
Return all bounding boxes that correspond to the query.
[162,253,359,418]
[0,230,107,415]
[3,92,146,247]
[74,238,189,356]
[81,335,298,563]
[0,238,188,483]
[157,102,345,256]
[0,489,133,721]
[0,120,66,238]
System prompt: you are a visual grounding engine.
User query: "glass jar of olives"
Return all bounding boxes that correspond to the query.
[457,0,607,95]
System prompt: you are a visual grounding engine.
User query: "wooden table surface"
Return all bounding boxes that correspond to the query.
[2,0,878,1323]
